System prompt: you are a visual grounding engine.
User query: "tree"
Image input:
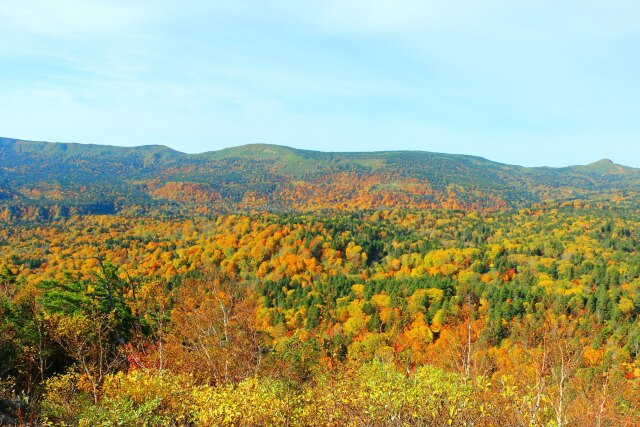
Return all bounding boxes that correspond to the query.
[45,311,124,404]
[163,269,265,384]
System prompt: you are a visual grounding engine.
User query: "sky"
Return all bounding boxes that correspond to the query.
[0,0,638,167]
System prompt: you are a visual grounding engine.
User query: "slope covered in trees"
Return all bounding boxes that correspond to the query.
[0,137,639,425]
[2,137,640,218]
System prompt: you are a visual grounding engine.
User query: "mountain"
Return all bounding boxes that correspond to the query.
[566,158,633,176]
[1,136,638,218]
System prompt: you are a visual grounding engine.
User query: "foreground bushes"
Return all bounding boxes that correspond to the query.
[38,362,571,426]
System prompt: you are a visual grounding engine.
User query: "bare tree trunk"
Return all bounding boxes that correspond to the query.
[529,334,548,427]
[465,316,471,378]
[36,319,46,383]
[555,360,565,427]
[595,373,609,427]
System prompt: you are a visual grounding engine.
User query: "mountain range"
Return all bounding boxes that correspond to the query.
[0,136,638,218]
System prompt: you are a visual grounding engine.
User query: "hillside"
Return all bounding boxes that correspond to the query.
[1,136,638,218]
[2,136,640,425]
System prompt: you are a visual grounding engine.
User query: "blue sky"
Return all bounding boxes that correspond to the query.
[0,0,638,167]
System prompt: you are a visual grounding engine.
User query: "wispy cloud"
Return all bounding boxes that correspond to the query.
[0,0,638,166]
[0,0,155,39]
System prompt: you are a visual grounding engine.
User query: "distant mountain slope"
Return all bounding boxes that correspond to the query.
[565,158,633,176]
[0,136,638,218]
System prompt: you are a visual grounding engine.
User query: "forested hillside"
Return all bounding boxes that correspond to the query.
[1,138,639,426]
[2,137,639,218]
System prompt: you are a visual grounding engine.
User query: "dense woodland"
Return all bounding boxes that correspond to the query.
[0,139,639,426]
[2,137,640,217]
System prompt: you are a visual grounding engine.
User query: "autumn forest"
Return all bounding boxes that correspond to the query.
[0,138,639,426]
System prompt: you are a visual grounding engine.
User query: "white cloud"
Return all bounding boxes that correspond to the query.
[0,0,637,166]
[0,0,155,40]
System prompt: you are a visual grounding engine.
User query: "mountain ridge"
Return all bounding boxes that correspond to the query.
[3,136,635,170]
[1,136,638,218]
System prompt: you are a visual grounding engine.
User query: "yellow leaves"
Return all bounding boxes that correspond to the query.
[40,370,85,421]
[163,265,177,281]
[370,292,391,308]
[374,345,395,363]
[478,298,489,313]
[255,306,272,330]
[618,296,635,315]
[303,257,318,274]
[480,272,494,284]
[193,377,309,426]
[428,265,441,276]
[426,288,445,303]
[257,260,270,277]
[583,347,604,367]
[8,204,640,422]
[345,242,364,262]
[457,269,476,285]
[76,373,95,395]
[351,283,364,298]
[344,315,368,338]
[402,313,434,357]
[537,273,554,289]
[379,306,393,324]
[430,309,445,331]
[343,300,368,337]
[406,288,443,317]
[407,289,428,315]
[348,332,390,361]
[50,313,92,339]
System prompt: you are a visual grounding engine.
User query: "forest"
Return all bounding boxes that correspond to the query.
[0,139,639,426]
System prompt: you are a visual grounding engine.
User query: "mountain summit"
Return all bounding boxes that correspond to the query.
[569,158,631,176]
